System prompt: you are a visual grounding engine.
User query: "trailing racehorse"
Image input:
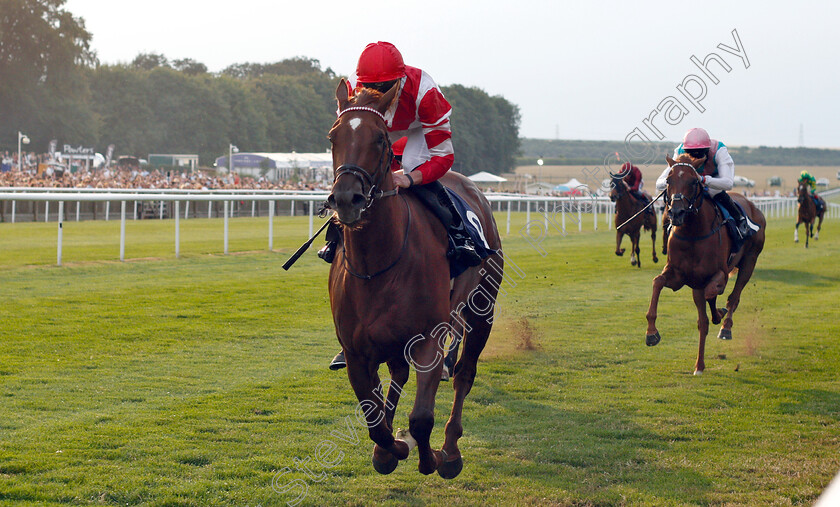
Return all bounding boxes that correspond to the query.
[610,172,658,267]
[325,80,503,478]
[645,154,765,375]
[795,180,824,247]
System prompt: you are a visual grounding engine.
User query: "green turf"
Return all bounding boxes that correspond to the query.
[0,212,837,506]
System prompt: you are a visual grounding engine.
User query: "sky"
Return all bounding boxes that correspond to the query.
[64,0,840,148]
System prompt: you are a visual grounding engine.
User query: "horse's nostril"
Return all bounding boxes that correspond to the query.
[351,194,366,207]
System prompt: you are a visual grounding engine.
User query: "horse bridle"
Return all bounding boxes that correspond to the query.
[322,106,397,217]
[667,162,705,214]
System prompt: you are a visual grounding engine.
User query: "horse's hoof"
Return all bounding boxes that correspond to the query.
[646,332,661,347]
[437,455,464,480]
[616,250,624,256]
[653,257,659,263]
[718,328,732,340]
[372,453,399,475]
[693,369,704,376]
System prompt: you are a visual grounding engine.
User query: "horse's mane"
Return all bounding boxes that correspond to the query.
[349,87,383,108]
[674,153,694,164]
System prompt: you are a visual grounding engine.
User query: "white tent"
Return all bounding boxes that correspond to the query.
[468,171,507,183]
[561,178,587,189]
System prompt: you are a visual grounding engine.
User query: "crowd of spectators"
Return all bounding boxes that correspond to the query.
[0,151,330,191]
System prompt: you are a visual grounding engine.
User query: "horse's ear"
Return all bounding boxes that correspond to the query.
[692,156,707,169]
[335,79,351,111]
[376,81,400,115]
[665,155,675,166]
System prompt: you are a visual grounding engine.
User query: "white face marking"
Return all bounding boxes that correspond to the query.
[349,118,361,130]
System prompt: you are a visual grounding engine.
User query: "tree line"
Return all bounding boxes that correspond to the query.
[521,139,840,167]
[0,0,520,175]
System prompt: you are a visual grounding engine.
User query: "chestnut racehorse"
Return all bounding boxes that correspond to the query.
[645,154,765,375]
[610,173,658,267]
[795,181,824,247]
[326,80,503,478]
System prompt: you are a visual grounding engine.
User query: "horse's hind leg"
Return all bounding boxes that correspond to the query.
[650,225,659,264]
[692,288,709,375]
[719,248,761,341]
[407,334,445,475]
[384,359,410,431]
[630,232,640,267]
[816,214,823,240]
[440,284,496,479]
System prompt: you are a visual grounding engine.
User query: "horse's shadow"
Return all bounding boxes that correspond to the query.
[449,382,715,503]
[753,269,840,287]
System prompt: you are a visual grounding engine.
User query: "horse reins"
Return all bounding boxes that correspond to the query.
[668,163,723,244]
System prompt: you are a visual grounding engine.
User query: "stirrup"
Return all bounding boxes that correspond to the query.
[329,350,346,370]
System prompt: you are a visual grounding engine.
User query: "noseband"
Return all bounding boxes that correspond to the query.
[667,162,704,214]
[323,106,397,217]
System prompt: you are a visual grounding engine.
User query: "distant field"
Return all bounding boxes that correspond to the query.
[511,164,840,194]
[0,214,838,505]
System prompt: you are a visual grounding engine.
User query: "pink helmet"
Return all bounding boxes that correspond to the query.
[356,42,406,83]
[682,128,711,150]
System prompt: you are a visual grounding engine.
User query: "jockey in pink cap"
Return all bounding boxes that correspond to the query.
[656,128,759,242]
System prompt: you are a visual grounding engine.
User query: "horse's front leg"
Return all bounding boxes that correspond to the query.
[384,358,410,432]
[794,220,800,243]
[345,353,410,475]
[646,268,679,346]
[407,335,445,475]
[692,288,709,375]
[615,230,625,256]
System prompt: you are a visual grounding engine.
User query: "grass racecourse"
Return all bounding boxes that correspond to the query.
[0,209,838,506]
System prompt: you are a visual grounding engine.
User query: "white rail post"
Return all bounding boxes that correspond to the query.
[578,201,582,232]
[506,200,511,235]
[309,201,314,237]
[269,200,275,250]
[175,201,180,259]
[159,200,164,220]
[184,200,189,219]
[251,200,256,217]
[11,201,15,223]
[525,200,530,224]
[544,200,549,230]
[291,200,295,217]
[562,202,566,232]
[57,201,64,266]
[224,200,229,255]
[76,201,80,222]
[45,201,49,222]
[208,201,212,219]
[105,201,110,221]
[593,198,598,231]
[120,201,126,261]
[133,201,137,220]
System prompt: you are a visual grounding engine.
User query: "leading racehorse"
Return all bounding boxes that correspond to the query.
[645,154,765,375]
[325,80,503,478]
[795,180,823,247]
[609,172,658,267]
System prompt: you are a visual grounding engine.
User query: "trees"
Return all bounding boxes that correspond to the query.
[0,0,96,148]
[443,85,521,175]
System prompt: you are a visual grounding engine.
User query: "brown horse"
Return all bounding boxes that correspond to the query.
[795,181,824,247]
[645,154,765,375]
[326,80,503,478]
[610,173,658,267]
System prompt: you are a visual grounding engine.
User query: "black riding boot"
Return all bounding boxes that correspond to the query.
[633,191,654,215]
[317,221,342,263]
[813,195,824,214]
[430,183,483,267]
[713,191,751,240]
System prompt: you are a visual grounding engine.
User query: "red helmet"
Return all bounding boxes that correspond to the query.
[682,128,711,150]
[356,42,406,83]
[620,162,633,174]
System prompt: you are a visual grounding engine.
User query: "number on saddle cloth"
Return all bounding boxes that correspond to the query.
[445,188,496,278]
